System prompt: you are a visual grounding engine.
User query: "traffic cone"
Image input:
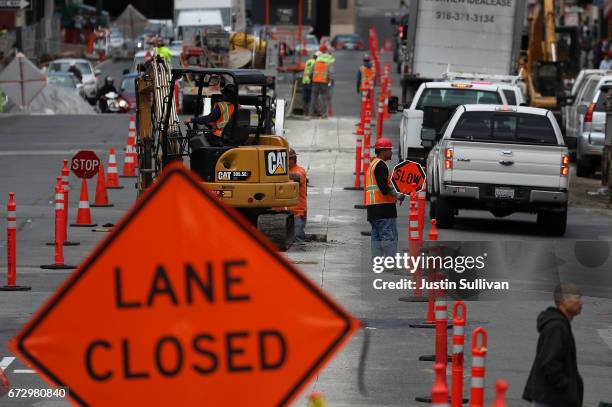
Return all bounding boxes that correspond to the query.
[91,163,113,207]
[106,148,123,189]
[491,380,508,407]
[429,219,439,241]
[121,145,136,178]
[70,178,97,227]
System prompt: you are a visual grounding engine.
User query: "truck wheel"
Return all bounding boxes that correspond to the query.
[435,196,454,229]
[537,206,567,236]
[576,157,593,177]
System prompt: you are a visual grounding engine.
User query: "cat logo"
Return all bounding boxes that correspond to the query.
[265,150,287,176]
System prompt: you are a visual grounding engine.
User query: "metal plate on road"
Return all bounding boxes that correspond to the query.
[0,52,45,110]
[9,163,359,406]
[494,187,515,199]
[71,150,100,179]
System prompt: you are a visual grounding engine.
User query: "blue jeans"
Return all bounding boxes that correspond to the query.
[370,218,398,259]
[295,216,306,241]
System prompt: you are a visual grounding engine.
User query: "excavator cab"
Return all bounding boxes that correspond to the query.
[135,59,298,250]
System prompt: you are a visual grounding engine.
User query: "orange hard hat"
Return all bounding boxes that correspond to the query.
[374,137,393,149]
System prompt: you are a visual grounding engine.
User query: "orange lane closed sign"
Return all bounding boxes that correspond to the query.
[10,163,360,406]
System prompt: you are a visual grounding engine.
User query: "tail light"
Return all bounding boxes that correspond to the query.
[398,26,403,39]
[561,154,570,176]
[584,103,595,123]
[444,148,453,169]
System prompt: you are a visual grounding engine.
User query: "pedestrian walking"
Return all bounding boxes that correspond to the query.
[287,149,308,241]
[523,282,584,407]
[365,137,405,259]
[309,44,335,118]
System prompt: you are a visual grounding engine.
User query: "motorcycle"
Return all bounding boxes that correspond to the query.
[99,91,130,113]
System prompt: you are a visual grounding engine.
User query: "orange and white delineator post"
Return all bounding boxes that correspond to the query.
[418,185,427,238]
[451,301,467,407]
[1,192,30,291]
[431,363,450,407]
[469,327,488,407]
[434,298,449,368]
[41,178,75,270]
[362,100,373,178]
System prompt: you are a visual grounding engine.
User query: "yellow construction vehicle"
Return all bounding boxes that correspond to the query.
[135,56,298,250]
[522,0,561,113]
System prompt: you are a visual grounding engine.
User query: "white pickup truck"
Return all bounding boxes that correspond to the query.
[426,105,570,235]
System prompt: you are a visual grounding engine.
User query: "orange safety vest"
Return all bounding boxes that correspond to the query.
[365,157,396,206]
[312,60,330,84]
[360,65,375,91]
[288,164,307,217]
[210,101,235,137]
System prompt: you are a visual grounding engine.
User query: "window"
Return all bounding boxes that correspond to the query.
[338,0,348,9]
[416,89,502,109]
[503,90,517,105]
[451,111,557,144]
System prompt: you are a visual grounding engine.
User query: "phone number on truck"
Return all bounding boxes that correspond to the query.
[435,11,495,23]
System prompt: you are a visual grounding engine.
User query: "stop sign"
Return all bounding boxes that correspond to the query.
[391,160,426,194]
[71,150,100,179]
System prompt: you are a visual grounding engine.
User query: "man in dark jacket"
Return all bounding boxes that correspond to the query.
[523,283,584,407]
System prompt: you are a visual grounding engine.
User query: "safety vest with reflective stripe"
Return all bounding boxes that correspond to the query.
[210,101,235,137]
[288,164,307,217]
[312,59,330,83]
[365,158,396,206]
[360,65,375,91]
[302,58,316,85]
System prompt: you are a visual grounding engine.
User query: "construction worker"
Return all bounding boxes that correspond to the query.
[288,149,308,241]
[184,84,237,146]
[356,54,375,94]
[309,44,335,118]
[302,53,317,113]
[365,137,405,259]
[154,38,173,64]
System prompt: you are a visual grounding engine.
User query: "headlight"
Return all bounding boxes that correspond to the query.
[119,99,129,108]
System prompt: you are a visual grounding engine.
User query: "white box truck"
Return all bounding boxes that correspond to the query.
[398,0,526,103]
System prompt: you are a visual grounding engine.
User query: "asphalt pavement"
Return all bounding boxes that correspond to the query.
[0,51,611,406]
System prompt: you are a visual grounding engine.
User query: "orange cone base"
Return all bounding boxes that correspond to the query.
[0,285,31,291]
[91,203,114,207]
[418,354,453,362]
[414,396,467,403]
[70,222,97,227]
[46,241,80,246]
[106,185,124,190]
[40,263,76,270]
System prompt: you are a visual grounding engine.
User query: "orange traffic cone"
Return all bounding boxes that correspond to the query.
[91,163,113,207]
[121,145,136,177]
[106,148,123,189]
[492,380,509,407]
[70,178,97,227]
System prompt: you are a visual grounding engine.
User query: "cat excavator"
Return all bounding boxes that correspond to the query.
[134,56,298,250]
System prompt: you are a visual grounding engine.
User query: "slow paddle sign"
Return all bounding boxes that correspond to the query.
[391,160,426,194]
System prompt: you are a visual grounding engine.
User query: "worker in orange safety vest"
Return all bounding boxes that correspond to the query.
[308,44,335,118]
[365,137,406,259]
[184,84,237,146]
[356,53,376,94]
[288,148,308,241]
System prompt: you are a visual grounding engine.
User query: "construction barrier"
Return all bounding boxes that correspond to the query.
[452,301,467,407]
[0,193,31,291]
[47,160,79,246]
[91,163,113,207]
[41,177,75,270]
[418,186,427,238]
[470,327,488,407]
[70,178,97,227]
[106,148,123,189]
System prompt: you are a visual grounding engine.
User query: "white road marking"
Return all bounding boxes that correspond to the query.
[13,369,36,374]
[0,356,15,372]
[597,328,612,350]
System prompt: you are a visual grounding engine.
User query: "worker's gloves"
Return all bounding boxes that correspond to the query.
[397,193,406,202]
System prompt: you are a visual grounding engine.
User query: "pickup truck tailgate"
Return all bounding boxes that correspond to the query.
[448,141,566,189]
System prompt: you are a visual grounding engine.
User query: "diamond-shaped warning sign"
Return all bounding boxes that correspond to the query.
[10,163,359,406]
[391,160,426,194]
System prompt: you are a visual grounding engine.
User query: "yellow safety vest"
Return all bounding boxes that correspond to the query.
[365,158,396,206]
[210,101,235,137]
[302,58,316,85]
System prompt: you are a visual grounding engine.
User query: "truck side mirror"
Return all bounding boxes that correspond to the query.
[388,96,399,113]
[421,128,437,148]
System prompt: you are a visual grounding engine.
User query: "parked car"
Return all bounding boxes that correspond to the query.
[47,72,84,99]
[565,74,612,176]
[331,33,365,50]
[426,104,569,235]
[47,59,100,103]
[295,34,319,54]
[119,73,138,112]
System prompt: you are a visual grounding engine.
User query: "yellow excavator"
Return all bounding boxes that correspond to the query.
[134,56,298,250]
[523,0,561,113]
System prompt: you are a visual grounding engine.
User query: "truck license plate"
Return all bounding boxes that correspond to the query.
[494,187,515,199]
